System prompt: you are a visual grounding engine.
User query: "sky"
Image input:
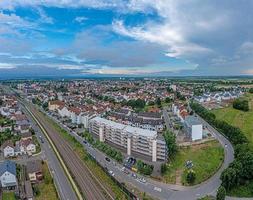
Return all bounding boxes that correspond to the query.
[0,0,253,78]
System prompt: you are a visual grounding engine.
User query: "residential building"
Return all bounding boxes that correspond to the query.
[26,160,43,182]
[0,160,17,189]
[185,116,203,141]
[89,117,167,162]
[2,140,15,158]
[20,138,36,155]
[48,100,65,111]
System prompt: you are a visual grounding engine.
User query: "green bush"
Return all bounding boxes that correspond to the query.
[190,101,253,192]
[233,99,249,111]
[186,170,196,184]
[216,186,226,200]
[136,160,153,175]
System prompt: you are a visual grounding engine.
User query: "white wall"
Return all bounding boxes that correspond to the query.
[4,146,15,157]
[192,124,203,141]
[0,172,16,187]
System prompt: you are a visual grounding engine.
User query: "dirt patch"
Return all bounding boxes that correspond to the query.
[175,169,183,185]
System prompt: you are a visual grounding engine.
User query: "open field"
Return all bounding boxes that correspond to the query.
[212,93,253,196]
[2,192,16,200]
[162,140,224,185]
[36,162,59,200]
[212,93,253,147]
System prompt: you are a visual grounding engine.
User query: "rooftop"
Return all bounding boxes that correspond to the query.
[185,115,202,126]
[91,117,157,138]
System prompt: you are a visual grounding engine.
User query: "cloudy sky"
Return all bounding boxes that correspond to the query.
[0,0,253,78]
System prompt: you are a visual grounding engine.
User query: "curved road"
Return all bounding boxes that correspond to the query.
[50,107,234,200]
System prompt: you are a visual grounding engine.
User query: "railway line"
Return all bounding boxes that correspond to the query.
[23,101,114,200]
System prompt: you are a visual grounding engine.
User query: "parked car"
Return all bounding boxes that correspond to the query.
[109,170,115,176]
[105,157,110,162]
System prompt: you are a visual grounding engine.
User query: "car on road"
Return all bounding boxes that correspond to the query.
[139,177,146,183]
[109,170,115,176]
[132,173,137,179]
[39,136,44,143]
[105,157,111,162]
[123,168,130,175]
[83,140,87,144]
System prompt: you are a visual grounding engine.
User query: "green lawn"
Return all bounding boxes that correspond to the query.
[212,94,253,147]
[212,93,253,196]
[162,140,224,185]
[2,192,16,200]
[36,162,59,200]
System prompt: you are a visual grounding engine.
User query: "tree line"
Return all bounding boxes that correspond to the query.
[232,98,249,111]
[190,102,253,194]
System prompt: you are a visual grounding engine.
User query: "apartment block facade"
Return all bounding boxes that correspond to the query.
[89,117,167,162]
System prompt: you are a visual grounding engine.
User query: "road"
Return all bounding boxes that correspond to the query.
[11,85,237,200]
[21,103,78,200]
[1,85,78,200]
[47,107,234,200]
[24,102,114,200]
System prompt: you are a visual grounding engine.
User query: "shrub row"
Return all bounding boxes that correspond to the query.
[190,102,253,192]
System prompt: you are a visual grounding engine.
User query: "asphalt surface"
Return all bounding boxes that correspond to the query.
[21,103,78,200]
[26,103,114,200]
[2,86,78,200]
[46,109,234,200]
[8,84,239,200]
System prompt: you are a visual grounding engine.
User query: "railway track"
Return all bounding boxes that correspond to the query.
[26,103,114,200]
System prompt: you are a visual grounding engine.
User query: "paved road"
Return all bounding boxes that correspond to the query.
[43,100,249,200]
[21,103,78,200]
[2,85,78,200]
[10,85,239,200]
[47,109,234,200]
[27,103,114,200]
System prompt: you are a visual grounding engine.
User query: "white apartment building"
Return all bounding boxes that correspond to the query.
[185,115,203,141]
[89,117,167,162]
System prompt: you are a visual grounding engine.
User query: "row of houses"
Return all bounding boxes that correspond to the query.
[194,90,243,103]
[48,100,96,129]
[2,137,36,158]
[108,109,164,132]
[0,159,43,200]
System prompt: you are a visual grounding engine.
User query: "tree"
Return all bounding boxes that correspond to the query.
[220,167,237,190]
[186,170,196,184]
[165,97,171,103]
[161,163,167,175]
[216,186,226,200]
[156,97,161,106]
[249,88,253,93]
[233,99,249,111]
[163,131,178,158]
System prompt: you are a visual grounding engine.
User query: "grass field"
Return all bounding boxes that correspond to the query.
[162,140,224,185]
[212,93,253,196]
[2,192,16,200]
[36,162,58,200]
[212,93,253,147]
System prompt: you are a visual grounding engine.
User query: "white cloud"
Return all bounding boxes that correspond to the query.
[0,63,15,69]
[36,7,54,24]
[0,0,126,10]
[75,16,88,23]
